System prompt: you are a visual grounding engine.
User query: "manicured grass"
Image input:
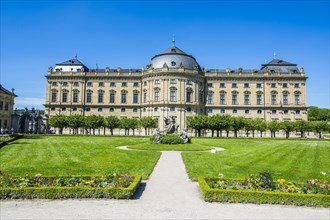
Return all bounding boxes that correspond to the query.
[182,138,330,182]
[128,142,212,151]
[0,135,160,179]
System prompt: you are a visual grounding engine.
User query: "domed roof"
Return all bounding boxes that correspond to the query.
[148,46,200,70]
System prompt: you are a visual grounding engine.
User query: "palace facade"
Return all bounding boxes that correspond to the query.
[0,85,17,131]
[44,43,307,131]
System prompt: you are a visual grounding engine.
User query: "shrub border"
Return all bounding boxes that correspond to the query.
[0,135,23,148]
[0,175,142,200]
[198,177,330,207]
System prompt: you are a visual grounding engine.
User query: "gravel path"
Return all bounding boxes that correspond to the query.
[1,151,329,219]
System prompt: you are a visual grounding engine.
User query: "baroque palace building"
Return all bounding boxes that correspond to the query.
[0,85,17,130]
[45,42,307,131]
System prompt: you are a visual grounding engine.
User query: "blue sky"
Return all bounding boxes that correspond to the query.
[1,0,329,109]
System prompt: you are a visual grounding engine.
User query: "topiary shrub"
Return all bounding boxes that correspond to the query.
[159,134,184,144]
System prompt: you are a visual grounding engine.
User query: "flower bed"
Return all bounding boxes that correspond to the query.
[0,172,141,199]
[198,173,330,207]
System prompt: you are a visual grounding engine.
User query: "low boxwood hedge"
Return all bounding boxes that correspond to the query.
[0,175,141,199]
[198,177,330,207]
[0,134,23,148]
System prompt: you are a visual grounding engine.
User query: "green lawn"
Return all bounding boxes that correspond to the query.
[128,142,212,151]
[0,135,160,179]
[182,138,330,182]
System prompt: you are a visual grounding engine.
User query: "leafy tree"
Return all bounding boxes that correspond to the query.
[244,119,254,137]
[222,114,232,137]
[129,118,140,135]
[255,119,267,137]
[105,116,121,135]
[85,115,104,135]
[67,115,85,134]
[308,106,330,121]
[120,118,131,135]
[187,115,208,137]
[48,114,68,134]
[267,121,280,138]
[140,117,157,136]
[207,115,218,137]
[280,121,295,139]
[313,121,329,138]
[294,120,311,138]
[231,116,245,138]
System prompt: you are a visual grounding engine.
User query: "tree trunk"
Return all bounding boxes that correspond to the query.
[226,130,229,137]
[145,128,147,136]
[133,129,135,136]
[246,130,249,137]
[319,132,322,139]
[211,130,214,137]
[260,131,263,137]
[110,128,113,135]
[301,131,304,138]
[60,128,63,135]
[234,130,238,138]
[220,130,222,137]
[198,129,201,137]
[286,131,289,138]
[252,130,255,138]
[216,130,219,137]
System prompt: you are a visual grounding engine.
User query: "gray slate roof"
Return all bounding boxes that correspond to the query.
[0,84,17,97]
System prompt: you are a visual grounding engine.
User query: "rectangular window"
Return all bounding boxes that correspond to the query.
[109,108,114,112]
[271,94,277,105]
[0,101,3,110]
[244,83,249,88]
[220,83,225,88]
[98,92,104,103]
[51,92,57,102]
[73,92,78,103]
[87,82,92,87]
[52,82,58,86]
[170,107,175,112]
[133,108,138,112]
[294,83,300,88]
[155,79,160,84]
[207,83,213,88]
[283,83,288,88]
[186,91,192,102]
[232,83,237,88]
[5,102,9,111]
[154,91,160,102]
[245,109,249,114]
[73,82,79,87]
[122,82,127,87]
[110,82,116,87]
[244,94,250,105]
[257,94,262,105]
[186,80,192,85]
[283,94,288,105]
[110,93,115,103]
[272,110,277,114]
[232,94,237,105]
[220,109,225,113]
[62,92,68,103]
[133,93,139,103]
[207,109,213,113]
[220,94,225,104]
[99,82,104,87]
[87,92,92,103]
[63,82,68,87]
[170,79,176,84]
[121,93,127,103]
[121,108,126,112]
[295,94,300,105]
[256,83,262,88]
[133,82,139,87]
[271,83,276,88]
[207,94,213,104]
[143,92,147,103]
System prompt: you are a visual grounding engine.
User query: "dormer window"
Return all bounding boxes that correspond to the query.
[171,61,176,66]
[171,49,176,52]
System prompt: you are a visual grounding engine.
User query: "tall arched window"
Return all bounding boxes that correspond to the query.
[86,90,93,103]
[51,89,57,103]
[294,91,301,105]
[232,91,238,105]
[62,89,69,103]
[186,88,193,102]
[282,91,289,105]
[244,91,251,105]
[121,90,127,103]
[109,90,116,103]
[219,91,226,105]
[98,90,104,103]
[256,91,263,105]
[133,90,139,104]
[271,91,278,105]
[154,88,160,102]
[170,87,177,102]
[207,91,214,104]
[72,89,79,103]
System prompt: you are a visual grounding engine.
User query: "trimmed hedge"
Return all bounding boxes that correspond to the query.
[0,175,141,199]
[0,135,23,148]
[198,177,330,207]
[160,134,184,144]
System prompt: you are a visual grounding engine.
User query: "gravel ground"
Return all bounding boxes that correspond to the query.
[1,151,329,220]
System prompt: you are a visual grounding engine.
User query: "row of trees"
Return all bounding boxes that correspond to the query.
[308,106,330,121]
[48,115,157,135]
[187,114,329,138]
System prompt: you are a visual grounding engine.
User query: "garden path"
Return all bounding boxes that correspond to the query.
[1,151,329,219]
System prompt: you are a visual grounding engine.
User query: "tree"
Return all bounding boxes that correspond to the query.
[140,117,157,136]
[313,121,329,138]
[120,118,136,135]
[222,114,232,137]
[48,115,68,134]
[207,115,218,137]
[85,115,104,135]
[231,116,245,138]
[129,118,140,135]
[105,116,121,135]
[294,120,311,138]
[280,121,295,138]
[67,115,85,134]
[187,115,208,137]
[244,119,254,137]
[267,121,280,138]
[255,119,267,137]
[308,106,330,121]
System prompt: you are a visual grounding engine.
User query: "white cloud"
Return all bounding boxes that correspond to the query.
[14,97,45,110]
